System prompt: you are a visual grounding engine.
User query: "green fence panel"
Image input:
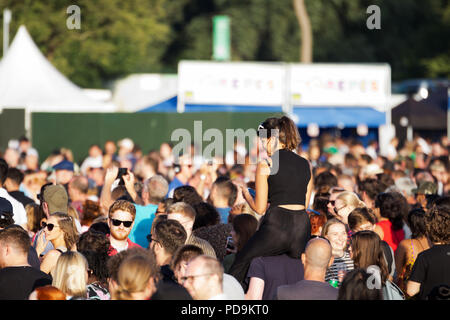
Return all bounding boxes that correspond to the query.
[0,108,25,152]
[31,112,282,164]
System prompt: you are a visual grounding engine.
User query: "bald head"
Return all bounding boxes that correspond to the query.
[184,255,224,300]
[189,255,224,283]
[304,238,333,270]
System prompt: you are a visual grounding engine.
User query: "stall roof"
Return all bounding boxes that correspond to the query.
[139,96,385,127]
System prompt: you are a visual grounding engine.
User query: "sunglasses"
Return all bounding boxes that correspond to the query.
[110,218,133,228]
[334,205,346,215]
[41,222,58,232]
[146,233,159,244]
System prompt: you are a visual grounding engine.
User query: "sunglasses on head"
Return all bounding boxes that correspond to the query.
[41,222,58,231]
[111,218,133,228]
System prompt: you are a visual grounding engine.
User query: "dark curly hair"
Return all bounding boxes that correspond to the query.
[77,230,111,285]
[173,186,203,207]
[375,192,405,230]
[407,208,427,239]
[425,203,450,244]
[314,171,338,195]
[358,178,385,201]
[193,202,220,230]
[153,219,187,255]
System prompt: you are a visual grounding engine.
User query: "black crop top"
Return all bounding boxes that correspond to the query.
[267,149,311,206]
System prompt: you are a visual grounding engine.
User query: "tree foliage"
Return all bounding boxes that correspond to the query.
[0,0,448,88]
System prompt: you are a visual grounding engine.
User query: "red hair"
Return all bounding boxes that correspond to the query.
[34,285,67,300]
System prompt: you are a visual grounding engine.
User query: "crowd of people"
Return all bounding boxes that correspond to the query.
[0,122,448,301]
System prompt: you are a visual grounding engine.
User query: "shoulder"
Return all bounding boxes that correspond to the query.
[258,160,270,169]
[416,245,442,260]
[288,151,310,166]
[375,223,385,234]
[396,239,409,251]
[127,239,142,249]
[45,249,63,258]
[277,281,301,295]
[249,256,265,269]
[134,204,157,214]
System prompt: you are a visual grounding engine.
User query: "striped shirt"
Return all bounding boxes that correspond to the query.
[325,251,354,287]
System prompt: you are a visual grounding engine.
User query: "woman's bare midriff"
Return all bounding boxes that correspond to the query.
[278,204,305,210]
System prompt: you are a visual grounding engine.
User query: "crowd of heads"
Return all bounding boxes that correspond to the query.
[0,129,448,301]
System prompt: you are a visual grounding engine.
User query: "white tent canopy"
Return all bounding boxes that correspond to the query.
[0,25,116,112]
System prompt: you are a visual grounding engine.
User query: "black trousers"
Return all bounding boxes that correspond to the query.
[229,206,311,291]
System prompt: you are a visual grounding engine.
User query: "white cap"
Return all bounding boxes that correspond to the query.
[118,138,134,150]
[362,164,384,177]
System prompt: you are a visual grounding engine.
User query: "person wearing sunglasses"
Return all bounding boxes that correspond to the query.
[326,187,345,220]
[107,200,142,256]
[36,212,79,275]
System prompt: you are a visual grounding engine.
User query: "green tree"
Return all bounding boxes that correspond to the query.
[0,0,171,88]
[1,0,448,87]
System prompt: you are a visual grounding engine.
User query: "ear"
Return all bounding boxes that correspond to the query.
[301,253,306,266]
[153,241,162,254]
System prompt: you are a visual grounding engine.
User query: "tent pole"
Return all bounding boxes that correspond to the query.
[3,9,11,57]
[447,88,450,140]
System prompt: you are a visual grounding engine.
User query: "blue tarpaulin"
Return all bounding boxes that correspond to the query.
[292,106,385,127]
[139,96,386,127]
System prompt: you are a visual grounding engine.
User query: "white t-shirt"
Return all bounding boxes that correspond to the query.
[0,188,27,226]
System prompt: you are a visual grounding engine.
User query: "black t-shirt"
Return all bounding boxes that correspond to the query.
[8,191,35,208]
[276,280,338,300]
[409,244,450,300]
[0,266,52,300]
[150,265,192,300]
[267,149,311,206]
[246,254,304,300]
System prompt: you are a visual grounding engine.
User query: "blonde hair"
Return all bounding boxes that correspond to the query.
[25,203,44,234]
[321,218,346,238]
[67,206,80,221]
[166,202,196,220]
[113,253,159,300]
[52,251,88,298]
[336,191,366,210]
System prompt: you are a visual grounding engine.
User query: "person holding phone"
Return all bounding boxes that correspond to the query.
[229,116,313,289]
